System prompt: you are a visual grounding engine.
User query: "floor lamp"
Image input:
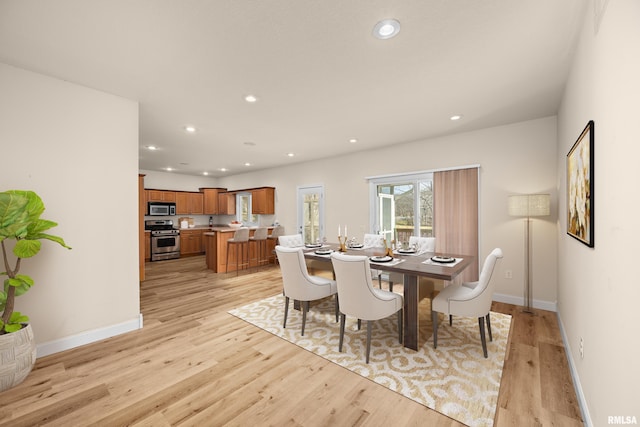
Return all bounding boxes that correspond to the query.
[508,194,550,314]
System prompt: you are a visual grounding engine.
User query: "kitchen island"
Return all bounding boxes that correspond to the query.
[204,226,275,273]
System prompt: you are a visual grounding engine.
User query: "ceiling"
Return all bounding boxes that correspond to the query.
[0,0,586,177]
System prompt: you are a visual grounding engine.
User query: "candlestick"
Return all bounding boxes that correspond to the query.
[338,234,348,252]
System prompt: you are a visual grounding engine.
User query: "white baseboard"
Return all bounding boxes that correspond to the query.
[36,313,143,358]
[492,292,557,312]
[556,311,592,427]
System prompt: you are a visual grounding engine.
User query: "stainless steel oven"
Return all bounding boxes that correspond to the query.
[146,220,181,261]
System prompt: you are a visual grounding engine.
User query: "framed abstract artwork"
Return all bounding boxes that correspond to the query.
[567,120,594,247]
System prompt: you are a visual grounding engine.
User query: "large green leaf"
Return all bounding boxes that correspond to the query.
[13,239,42,258]
[0,193,29,235]
[6,275,34,296]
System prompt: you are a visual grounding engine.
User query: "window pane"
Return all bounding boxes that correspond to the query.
[374,176,433,241]
[303,193,320,243]
[419,180,433,237]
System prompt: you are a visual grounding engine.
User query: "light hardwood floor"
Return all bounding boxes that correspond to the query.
[0,256,583,426]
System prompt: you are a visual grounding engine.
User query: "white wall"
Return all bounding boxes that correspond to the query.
[0,63,140,356]
[219,116,558,309]
[557,1,640,425]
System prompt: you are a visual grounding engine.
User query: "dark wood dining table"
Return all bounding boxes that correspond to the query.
[303,244,475,351]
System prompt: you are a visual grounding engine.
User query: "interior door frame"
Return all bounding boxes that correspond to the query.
[296,184,325,243]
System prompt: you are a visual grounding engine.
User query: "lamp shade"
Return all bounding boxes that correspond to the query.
[508,194,550,217]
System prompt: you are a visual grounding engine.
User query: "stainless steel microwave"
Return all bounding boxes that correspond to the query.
[148,202,176,216]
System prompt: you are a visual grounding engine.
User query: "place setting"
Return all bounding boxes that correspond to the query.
[368,254,406,266]
[423,255,463,267]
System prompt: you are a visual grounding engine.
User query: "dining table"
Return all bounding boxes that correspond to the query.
[302,243,475,351]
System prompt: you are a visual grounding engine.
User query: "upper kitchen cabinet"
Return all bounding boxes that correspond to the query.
[201,188,227,215]
[218,192,236,215]
[147,190,176,202]
[176,191,204,215]
[251,187,275,214]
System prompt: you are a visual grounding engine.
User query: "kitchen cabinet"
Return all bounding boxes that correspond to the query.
[218,192,236,215]
[201,188,226,214]
[180,229,204,256]
[251,187,275,214]
[147,190,176,202]
[176,192,204,215]
[144,231,151,261]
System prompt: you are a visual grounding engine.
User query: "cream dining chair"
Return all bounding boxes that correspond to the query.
[387,236,436,292]
[362,233,386,289]
[277,233,304,248]
[275,246,338,336]
[431,248,503,358]
[330,252,403,363]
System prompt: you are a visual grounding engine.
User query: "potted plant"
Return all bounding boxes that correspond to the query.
[0,190,71,391]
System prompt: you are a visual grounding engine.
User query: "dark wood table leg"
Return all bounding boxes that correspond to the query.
[403,274,419,350]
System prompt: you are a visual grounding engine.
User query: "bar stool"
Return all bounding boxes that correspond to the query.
[267,225,284,264]
[249,227,269,271]
[226,227,250,275]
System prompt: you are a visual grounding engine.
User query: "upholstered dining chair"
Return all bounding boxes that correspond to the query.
[362,233,386,289]
[278,233,304,248]
[330,252,403,363]
[431,248,503,358]
[408,236,435,253]
[387,236,437,292]
[275,246,338,336]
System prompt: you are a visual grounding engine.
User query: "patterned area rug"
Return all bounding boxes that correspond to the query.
[229,294,511,427]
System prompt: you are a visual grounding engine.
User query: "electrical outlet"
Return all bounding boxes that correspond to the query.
[579,337,584,359]
[505,270,513,279]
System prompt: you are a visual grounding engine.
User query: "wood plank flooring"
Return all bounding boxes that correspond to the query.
[0,256,583,426]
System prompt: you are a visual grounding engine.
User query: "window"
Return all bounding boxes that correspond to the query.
[236,192,257,225]
[369,172,433,243]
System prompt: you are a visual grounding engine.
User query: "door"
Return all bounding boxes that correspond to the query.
[297,185,324,244]
[379,193,395,243]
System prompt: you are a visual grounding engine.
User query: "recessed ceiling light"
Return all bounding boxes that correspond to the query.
[244,94,258,103]
[287,152,295,157]
[146,145,157,150]
[348,138,358,144]
[450,115,463,121]
[165,167,174,172]
[244,162,252,167]
[184,125,196,133]
[220,168,227,172]
[373,19,400,40]
[203,172,209,176]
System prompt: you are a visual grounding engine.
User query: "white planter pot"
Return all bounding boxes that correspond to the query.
[0,324,37,392]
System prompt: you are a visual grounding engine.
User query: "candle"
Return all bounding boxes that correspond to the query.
[338,224,341,236]
[345,225,348,236]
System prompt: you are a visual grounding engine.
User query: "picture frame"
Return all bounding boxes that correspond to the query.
[567,120,594,247]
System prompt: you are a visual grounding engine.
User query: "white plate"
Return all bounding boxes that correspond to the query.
[305,243,322,248]
[431,256,455,263]
[315,249,333,255]
[348,243,364,249]
[370,255,393,263]
[398,249,416,254]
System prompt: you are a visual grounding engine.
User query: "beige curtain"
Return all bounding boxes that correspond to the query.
[434,167,479,283]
